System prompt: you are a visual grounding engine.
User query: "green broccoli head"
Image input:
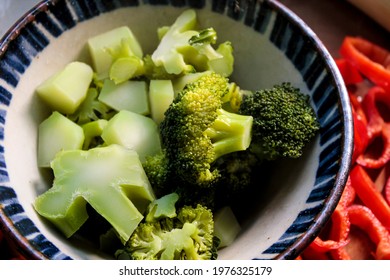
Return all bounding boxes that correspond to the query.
[116,204,218,260]
[160,72,253,188]
[237,82,320,161]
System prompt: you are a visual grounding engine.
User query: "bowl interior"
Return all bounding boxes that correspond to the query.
[0,0,352,260]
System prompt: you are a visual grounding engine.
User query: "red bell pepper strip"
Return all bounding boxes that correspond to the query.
[384,174,390,205]
[339,36,390,92]
[349,94,369,162]
[356,86,390,168]
[347,204,390,260]
[350,165,390,228]
[336,58,364,85]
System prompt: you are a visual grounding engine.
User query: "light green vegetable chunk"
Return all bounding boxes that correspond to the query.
[101,110,161,162]
[87,26,143,80]
[213,206,241,248]
[149,80,174,124]
[207,41,234,77]
[151,9,198,74]
[81,119,108,150]
[38,111,84,168]
[109,56,144,84]
[145,192,179,222]
[98,79,149,115]
[36,62,93,114]
[34,144,155,242]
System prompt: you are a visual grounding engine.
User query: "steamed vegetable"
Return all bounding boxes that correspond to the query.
[116,200,218,260]
[34,144,155,242]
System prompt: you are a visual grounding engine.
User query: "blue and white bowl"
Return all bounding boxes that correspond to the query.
[0,0,353,260]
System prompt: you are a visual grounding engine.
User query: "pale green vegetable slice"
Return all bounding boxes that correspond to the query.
[34,144,155,242]
[38,111,84,168]
[87,26,143,80]
[109,56,144,84]
[213,206,241,248]
[149,80,174,124]
[98,80,149,115]
[207,41,234,77]
[81,119,108,150]
[101,110,161,162]
[36,62,93,114]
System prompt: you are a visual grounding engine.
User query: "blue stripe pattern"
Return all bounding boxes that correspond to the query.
[0,0,350,260]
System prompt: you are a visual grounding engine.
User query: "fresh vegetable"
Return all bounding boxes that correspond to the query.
[228,82,320,161]
[34,144,155,242]
[299,36,390,260]
[115,201,218,260]
[37,111,84,167]
[339,36,390,92]
[144,72,253,207]
[150,9,233,77]
[36,61,93,114]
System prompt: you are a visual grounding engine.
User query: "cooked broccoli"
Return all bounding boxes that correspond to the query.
[213,150,261,208]
[227,82,320,161]
[67,87,115,125]
[115,203,219,260]
[150,9,233,77]
[33,144,156,243]
[160,72,252,186]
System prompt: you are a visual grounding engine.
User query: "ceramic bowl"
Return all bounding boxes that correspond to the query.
[0,0,353,260]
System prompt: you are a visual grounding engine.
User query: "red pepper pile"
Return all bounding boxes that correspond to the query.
[298,36,390,260]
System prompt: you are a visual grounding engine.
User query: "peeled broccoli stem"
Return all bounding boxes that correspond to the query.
[204,108,253,161]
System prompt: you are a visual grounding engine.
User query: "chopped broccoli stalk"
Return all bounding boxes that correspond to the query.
[151,9,198,75]
[38,111,84,168]
[34,144,155,242]
[145,192,179,222]
[67,87,114,125]
[109,56,145,84]
[36,62,93,114]
[213,206,241,248]
[101,110,161,162]
[149,79,175,124]
[116,204,218,260]
[207,41,234,77]
[81,119,107,150]
[204,108,253,161]
[231,82,320,160]
[87,26,143,80]
[98,79,150,115]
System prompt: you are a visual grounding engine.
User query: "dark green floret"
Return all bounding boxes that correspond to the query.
[230,82,320,161]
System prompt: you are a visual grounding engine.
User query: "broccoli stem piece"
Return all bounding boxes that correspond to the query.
[34,144,155,242]
[204,108,253,161]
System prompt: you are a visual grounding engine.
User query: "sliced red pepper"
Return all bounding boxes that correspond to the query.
[347,205,390,260]
[339,36,390,91]
[356,86,390,168]
[350,165,390,228]
[384,173,390,206]
[348,92,369,162]
[338,176,356,208]
[336,58,364,85]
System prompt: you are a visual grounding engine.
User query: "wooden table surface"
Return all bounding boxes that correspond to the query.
[0,0,389,260]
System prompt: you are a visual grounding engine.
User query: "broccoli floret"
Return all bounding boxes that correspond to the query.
[67,87,115,125]
[213,150,261,208]
[115,204,219,260]
[229,82,320,161]
[150,9,233,77]
[160,72,253,189]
